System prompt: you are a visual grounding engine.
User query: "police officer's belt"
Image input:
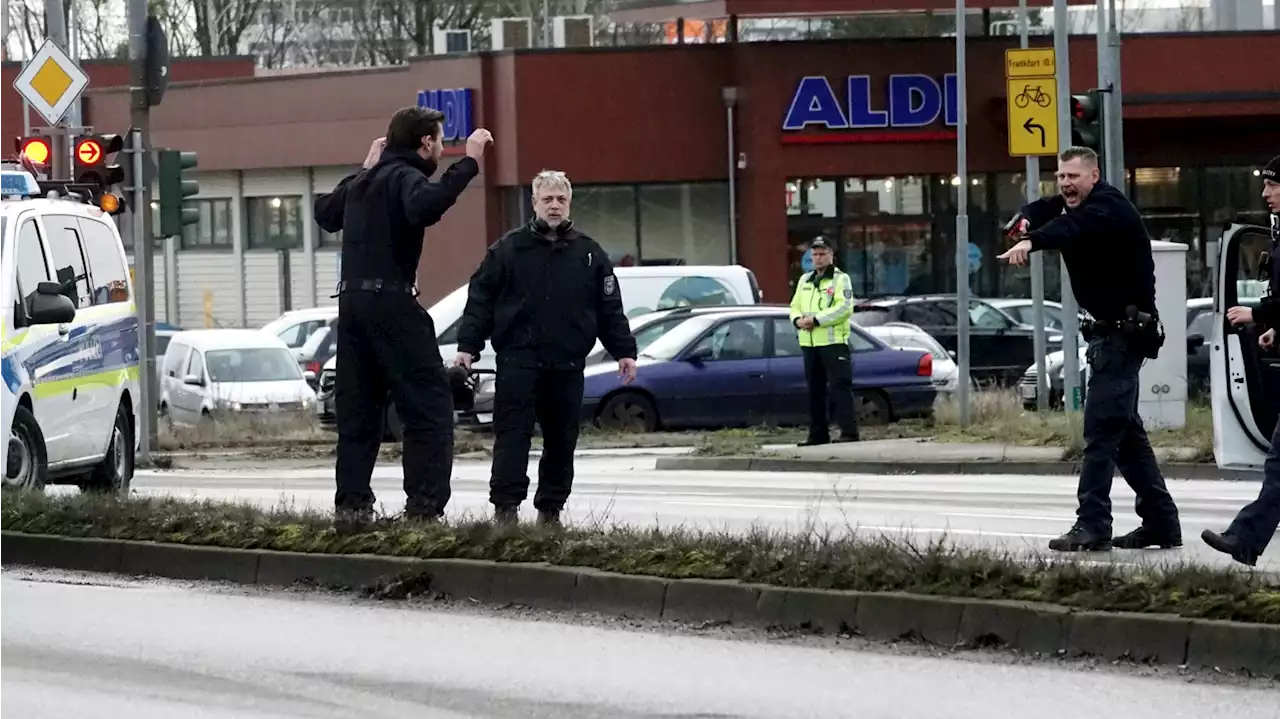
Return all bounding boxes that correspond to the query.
[334,279,417,295]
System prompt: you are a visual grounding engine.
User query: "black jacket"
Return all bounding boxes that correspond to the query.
[456,223,638,370]
[1257,213,1280,329]
[1021,181,1156,322]
[314,149,479,285]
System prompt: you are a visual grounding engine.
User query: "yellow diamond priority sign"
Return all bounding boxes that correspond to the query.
[13,38,90,126]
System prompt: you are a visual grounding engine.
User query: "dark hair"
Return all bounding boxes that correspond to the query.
[1059,146,1099,166]
[386,107,445,151]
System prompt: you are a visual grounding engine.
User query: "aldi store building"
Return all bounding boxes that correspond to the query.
[4,25,1278,329]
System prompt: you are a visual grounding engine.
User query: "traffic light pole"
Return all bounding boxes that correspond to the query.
[41,0,71,181]
[1100,0,1126,188]
[1054,0,1082,414]
[128,0,158,462]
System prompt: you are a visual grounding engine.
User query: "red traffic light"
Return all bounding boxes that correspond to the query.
[20,137,50,165]
[76,137,104,165]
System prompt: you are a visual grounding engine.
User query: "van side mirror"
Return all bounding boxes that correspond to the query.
[26,281,76,326]
[183,373,205,386]
[303,370,317,382]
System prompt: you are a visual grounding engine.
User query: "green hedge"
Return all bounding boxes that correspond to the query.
[3,489,1277,623]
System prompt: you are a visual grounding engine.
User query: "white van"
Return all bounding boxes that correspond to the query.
[315,264,763,434]
[159,329,317,426]
[1,169,139,492]
[1211,222,1279,472]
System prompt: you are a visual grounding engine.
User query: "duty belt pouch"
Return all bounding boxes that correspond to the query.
[1123,305,1164,360]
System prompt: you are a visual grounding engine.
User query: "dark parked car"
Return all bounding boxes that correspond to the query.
[853,295,1062,387]
[580,307,937,432]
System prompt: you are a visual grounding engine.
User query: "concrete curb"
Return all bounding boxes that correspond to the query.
[654,456,1258,481]
[3,531,1275,677]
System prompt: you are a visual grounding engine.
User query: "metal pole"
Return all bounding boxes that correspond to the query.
[42,0,69,180]
[723,87,738,265]
[1054,0,1081,413]
[129,0,157,461]
[1105,0,1125,188]
[1021,0,1049,411]
[955,0,971,427]
[66,0,81,129]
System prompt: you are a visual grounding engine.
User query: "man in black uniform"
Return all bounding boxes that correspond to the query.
[999,146,1182,552]
[1202,154,1280,566]
[453,170,638,526]
[314,107,493,526]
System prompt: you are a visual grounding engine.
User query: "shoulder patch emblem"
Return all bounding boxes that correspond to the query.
[844,288,853,299]
[603,275,616,296]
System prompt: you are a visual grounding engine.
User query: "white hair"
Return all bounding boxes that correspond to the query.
[531,170,572,198]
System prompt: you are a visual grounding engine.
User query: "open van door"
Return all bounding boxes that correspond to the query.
[1211,222,1279,471]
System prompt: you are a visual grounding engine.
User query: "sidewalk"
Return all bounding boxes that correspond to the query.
[656,438,1262,481]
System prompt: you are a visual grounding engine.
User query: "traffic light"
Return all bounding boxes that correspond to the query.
[1069,90,1104,151]
[157,148,199,237]
[72,134,126,187]
[15,136,51,168]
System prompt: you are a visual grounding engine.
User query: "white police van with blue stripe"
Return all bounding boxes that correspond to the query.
[2,168,139,492]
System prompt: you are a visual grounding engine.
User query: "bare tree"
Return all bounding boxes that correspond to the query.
[193,0,264,57]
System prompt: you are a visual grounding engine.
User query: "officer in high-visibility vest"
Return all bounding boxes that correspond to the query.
[789,237,859,445]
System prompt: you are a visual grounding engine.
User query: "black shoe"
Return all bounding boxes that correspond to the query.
[334,507,374,532]
[537,510,562,528]
[494,505,519,526]
[1113,525,1182,549]
[1048,525,1113,552]
[797,437,830,447]
[1200,529,1258,567]
[404,509,444,524]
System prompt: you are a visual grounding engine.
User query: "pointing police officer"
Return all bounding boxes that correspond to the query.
[999,146,1182,553]
[453,170,638,526]
[789,237,859,445]
[315,106,493,527]
[1202,154,1280,567]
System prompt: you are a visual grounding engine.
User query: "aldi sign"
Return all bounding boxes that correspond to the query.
[416,88,474,142]
[782,74,959,143]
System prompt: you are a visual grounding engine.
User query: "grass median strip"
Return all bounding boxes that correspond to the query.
[4,489,1277,624]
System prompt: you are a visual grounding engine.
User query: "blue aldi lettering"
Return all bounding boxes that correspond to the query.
[416,88,475,142]
[782,74,959,131]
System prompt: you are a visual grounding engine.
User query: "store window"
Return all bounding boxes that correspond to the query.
[1133,167,1207,297]
[571,185,639,266]
[638,182,731,265]
[246,196,302,250]
[841,176,931,298]
[180,199,233,250]
[1203,166,1269,227]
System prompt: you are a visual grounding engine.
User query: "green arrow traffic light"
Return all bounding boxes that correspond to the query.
[1069,90,1104,151]
[158,148,199,237]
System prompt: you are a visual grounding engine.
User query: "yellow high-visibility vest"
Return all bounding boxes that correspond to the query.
[788,267,855,347]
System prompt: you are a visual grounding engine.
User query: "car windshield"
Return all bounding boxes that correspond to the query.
[640,314,732,361]
[206,348,302,382]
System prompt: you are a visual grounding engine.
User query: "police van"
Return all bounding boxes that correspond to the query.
[1,168,139,492]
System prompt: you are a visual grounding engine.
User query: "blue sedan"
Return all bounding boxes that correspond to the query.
[584,308,937,432]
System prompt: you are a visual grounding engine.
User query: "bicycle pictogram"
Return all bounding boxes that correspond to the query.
[1014,85,1053,109]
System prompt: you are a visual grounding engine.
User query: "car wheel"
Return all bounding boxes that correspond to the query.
[855,391,891,426]
[6,404,48,491]
[384,403,404,443]
[81,403,134,495]
[596,392,658,433]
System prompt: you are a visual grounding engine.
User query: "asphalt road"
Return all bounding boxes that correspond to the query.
[3,569,1275,719]
[78,452,1278,572]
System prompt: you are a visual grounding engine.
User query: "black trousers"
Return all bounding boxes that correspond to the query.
[333,291,454,516]
[1226,419,1280,557]
[489,364,585,512]
[1076,335,1180,535]
[801,344,859,440]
